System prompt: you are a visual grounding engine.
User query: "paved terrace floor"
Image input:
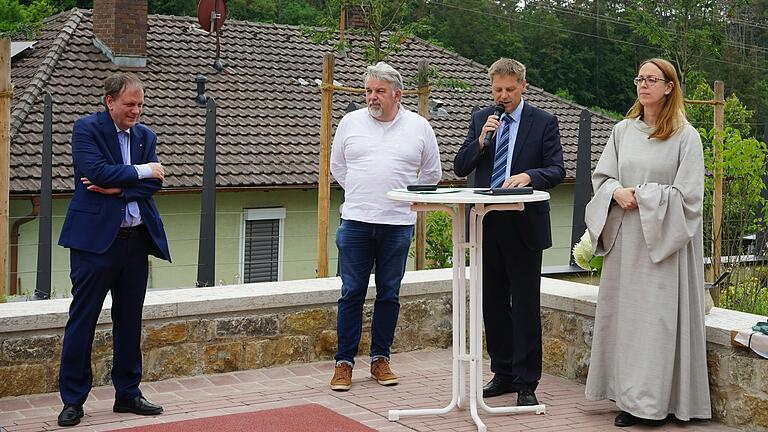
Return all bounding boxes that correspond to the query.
[0,349,739,432]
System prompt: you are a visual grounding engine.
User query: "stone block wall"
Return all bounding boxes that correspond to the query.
[0,293,453,398]
[1,272,766,430]
[540,308,593,383]
[708,346,768,430]
[536,306,768,432]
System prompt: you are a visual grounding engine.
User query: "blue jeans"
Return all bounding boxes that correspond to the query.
[334,219,414,364]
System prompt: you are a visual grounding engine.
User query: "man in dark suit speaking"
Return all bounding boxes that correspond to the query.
[57,73,171,427]
[454,58,564,406]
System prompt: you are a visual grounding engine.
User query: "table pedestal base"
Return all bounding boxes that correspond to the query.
[387,202,546,432]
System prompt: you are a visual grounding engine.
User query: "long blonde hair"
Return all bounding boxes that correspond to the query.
[626,58,685,140]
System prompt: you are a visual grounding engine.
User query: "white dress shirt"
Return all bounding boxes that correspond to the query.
[331,106,442,225]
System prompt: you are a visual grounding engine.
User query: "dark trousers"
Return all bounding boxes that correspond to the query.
[59,227,150,405]
[482,213,543,391]
[334,219,414,364]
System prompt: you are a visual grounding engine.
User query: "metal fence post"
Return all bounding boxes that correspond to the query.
[34,94,53,299]
[569,109,592,266]
[196,96,216,287]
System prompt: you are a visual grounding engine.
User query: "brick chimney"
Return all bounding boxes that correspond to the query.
[92,0,148,67]
[345,4,370,30]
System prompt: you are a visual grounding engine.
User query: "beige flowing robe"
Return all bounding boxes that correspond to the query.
[584,118,711,421]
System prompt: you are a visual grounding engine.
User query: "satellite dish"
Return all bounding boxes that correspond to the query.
[197,0,227,33]
[197,0,228,72]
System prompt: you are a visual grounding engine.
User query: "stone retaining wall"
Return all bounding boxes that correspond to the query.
[0,270,766,430]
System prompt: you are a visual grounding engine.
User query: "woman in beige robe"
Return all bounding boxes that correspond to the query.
[584,58,711,427]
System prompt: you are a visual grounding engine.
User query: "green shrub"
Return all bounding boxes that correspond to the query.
[719,271,768,316]
[410,210,456,269]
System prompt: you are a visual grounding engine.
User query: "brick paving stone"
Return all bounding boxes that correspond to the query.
[0,399,32,412]
[175,377,214,390]
[88,388,116,402]
[199,385,239,396]
[0,412,24,424]
[144,380,184,393]
[120,417,164,427]
[207,374,241,386]
[27,394,61,408]
[0,348,743,432]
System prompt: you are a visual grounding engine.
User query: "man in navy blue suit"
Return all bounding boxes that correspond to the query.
[57,73,171,427]
[454,58,564,406]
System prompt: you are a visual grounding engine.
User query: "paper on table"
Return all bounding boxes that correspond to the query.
[396,188,463,194]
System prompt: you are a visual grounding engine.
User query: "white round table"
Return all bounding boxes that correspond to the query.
[386,188,550,432]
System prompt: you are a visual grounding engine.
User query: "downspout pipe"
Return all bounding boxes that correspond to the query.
[9,197,39,296]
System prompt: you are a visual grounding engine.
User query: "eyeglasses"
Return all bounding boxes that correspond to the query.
[633,76,668,87]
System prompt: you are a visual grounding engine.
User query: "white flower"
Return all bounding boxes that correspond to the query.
[573,230,598,272]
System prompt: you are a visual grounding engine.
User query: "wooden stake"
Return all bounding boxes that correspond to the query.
[317,53,334,278]
[710,81,724,305]
[0,38,11,295]
[339,2,346,48]
[415,60,430,270]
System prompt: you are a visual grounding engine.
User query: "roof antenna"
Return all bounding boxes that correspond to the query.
[197,0,228,73]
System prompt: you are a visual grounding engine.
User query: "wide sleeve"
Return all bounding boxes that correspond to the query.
[585,124,625,255]
[635,126,704,263]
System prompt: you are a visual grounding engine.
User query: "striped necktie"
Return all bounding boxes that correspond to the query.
[118,131,141,227]
[490,115,513,188]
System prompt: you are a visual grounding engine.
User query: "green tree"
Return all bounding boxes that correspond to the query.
[303,0,430,63]
[686,71,754,137]
[224,0,322,25]
[1,0,56,38]
[625,0,741,89]
[148,0,195,16]
[428,0,523,68]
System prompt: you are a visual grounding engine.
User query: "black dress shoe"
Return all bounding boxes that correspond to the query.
[57,404,84,427]
[482,375,516,398]
[517,389,539,406]
[614,411,641,427]
[113,396,163,415]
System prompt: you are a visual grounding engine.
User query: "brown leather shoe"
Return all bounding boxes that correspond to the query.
[370,358,398,386]
[330,362,353,391]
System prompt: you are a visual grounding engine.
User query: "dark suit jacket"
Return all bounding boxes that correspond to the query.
[454,102,565,251]
[58,110,171,261]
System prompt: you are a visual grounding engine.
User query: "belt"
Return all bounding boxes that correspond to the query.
[116,224,147,239]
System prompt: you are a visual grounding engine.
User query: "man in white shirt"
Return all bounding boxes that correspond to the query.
[329,62,442,391]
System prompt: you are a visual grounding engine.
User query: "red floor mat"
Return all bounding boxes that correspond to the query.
[111,403,377,432]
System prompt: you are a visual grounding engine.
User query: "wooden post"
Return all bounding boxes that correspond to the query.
[339,2,346,48]
[317,53,334,278]
[0,38,11,295]
[711,80,725,305]
[415,60,430,270]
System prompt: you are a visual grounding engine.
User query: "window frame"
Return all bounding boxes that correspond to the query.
[239,208,286,283]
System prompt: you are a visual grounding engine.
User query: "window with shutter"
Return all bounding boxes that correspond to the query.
[240,208,285,283]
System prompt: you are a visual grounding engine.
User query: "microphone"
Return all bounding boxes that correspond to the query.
[482,103,506,147]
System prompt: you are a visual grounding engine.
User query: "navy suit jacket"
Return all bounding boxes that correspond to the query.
[454,102,565,251]
[58,110,171,261]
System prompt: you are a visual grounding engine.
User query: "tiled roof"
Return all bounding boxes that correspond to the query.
[9,9,615,193]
